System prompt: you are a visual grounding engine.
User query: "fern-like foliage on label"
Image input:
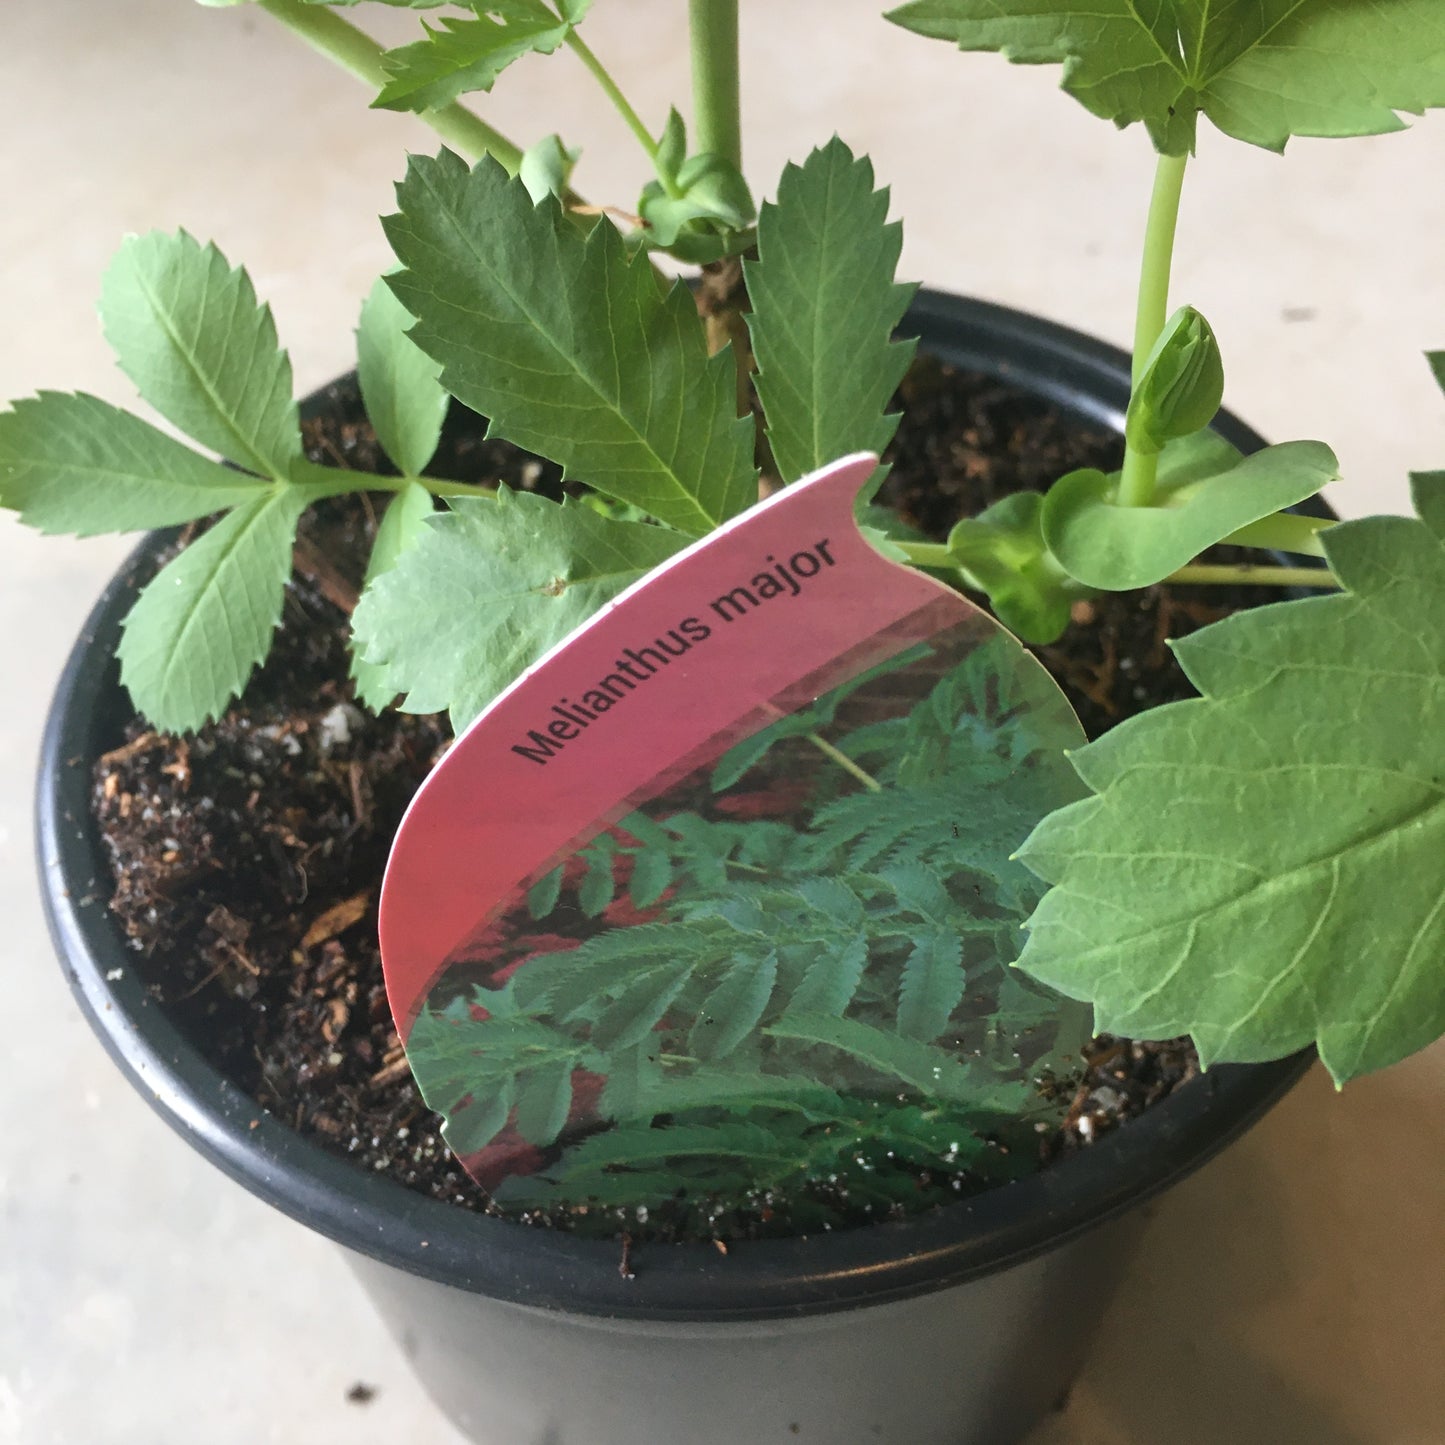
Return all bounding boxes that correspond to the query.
[375,454,1089,1237]
[402,625,1089,1238]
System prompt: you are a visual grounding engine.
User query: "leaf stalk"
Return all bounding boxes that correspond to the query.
[891,539,989,595]
[804,730,883,792]
[1166,563,1340,589]
[564,29,661,163]
[289,462,494,503]
[253,0,523,171]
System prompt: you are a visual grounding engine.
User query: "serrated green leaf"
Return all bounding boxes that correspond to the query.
[597,1044,665,1120]
[786,934,867,1018]
[442,1083,514,1157]
[100,231,300,479]
[710,645,930,789]
[766,1013,986,1108]
[620,1068,848,1122]
[887,0,1445,154]
[118,487,306,732]
[386,151,757,532]
[794,877,864,929]
[578,837,617,917]
[745,138,916,489]
[591,963,693,1052]
[513,1062,574,1146]
[1017,496,1445,1084]
[0,392,267,535]
[896,928,966,1041]
[351,487,685,729]
[627,845,673,910]
[527,863,565,920]
[374,6,570,113]
[690,951,778,1061]
[356,277,448,477]
[350,480,435,711]
[1427,351,1445,397]
[1042,440,1338,592]
[530,1120,798,1178]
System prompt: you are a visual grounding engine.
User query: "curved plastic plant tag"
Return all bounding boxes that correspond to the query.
[381,453,1090,1233]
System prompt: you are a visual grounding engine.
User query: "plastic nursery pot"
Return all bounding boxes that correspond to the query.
[38,291,1318,1445]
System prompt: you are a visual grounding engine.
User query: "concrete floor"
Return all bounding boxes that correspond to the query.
[2,2,1442,1442]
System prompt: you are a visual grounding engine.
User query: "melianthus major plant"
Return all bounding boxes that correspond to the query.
[1,0,1442,1154]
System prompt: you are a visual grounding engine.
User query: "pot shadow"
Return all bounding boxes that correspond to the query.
[1026,1051,1445,1445]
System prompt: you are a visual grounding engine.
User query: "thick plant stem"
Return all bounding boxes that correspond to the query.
[689,0,743,171]
[254,0,523,170]
[1118,150,1189,509]
[565,31,659,161]
[1167,563,1340,589]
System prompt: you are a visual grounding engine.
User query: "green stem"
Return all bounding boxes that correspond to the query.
[1118,151,1189,509]
[689,0,742,171]
[805,731,883,792]
[891,539,989,596]
[895,541,952,569]
[1167,563,1339,589]
[254,0,523,170]
[417,477,499,501]
[565,30,660,162]
[291,461,495,502]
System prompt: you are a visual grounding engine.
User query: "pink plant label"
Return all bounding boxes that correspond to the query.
[380,453,1089,1211]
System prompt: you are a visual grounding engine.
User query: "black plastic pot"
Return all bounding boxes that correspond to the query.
[38,292,1315,1445]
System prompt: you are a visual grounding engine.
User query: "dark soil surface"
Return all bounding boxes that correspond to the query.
[90,354,1261,1232]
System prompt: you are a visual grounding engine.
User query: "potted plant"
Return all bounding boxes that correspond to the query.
[13,3,1445,1443]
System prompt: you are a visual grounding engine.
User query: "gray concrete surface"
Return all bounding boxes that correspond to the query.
[3,3,1442,1442]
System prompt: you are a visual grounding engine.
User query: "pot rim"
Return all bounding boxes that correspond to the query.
[36,290,1316,1323]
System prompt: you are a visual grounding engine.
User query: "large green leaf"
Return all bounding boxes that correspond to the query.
[1016,475,1445,1084]
[99,231,300,479]
[374,4,572,113]
[887,0,1445,154]
[0,392,266,535]
[745,138,916,488]
[350,480,435,710]
[385,151,757,534]
[117,487,307,732]
[350,487,686,728]
[356,276,449,478]
[1041,439,1338,591]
